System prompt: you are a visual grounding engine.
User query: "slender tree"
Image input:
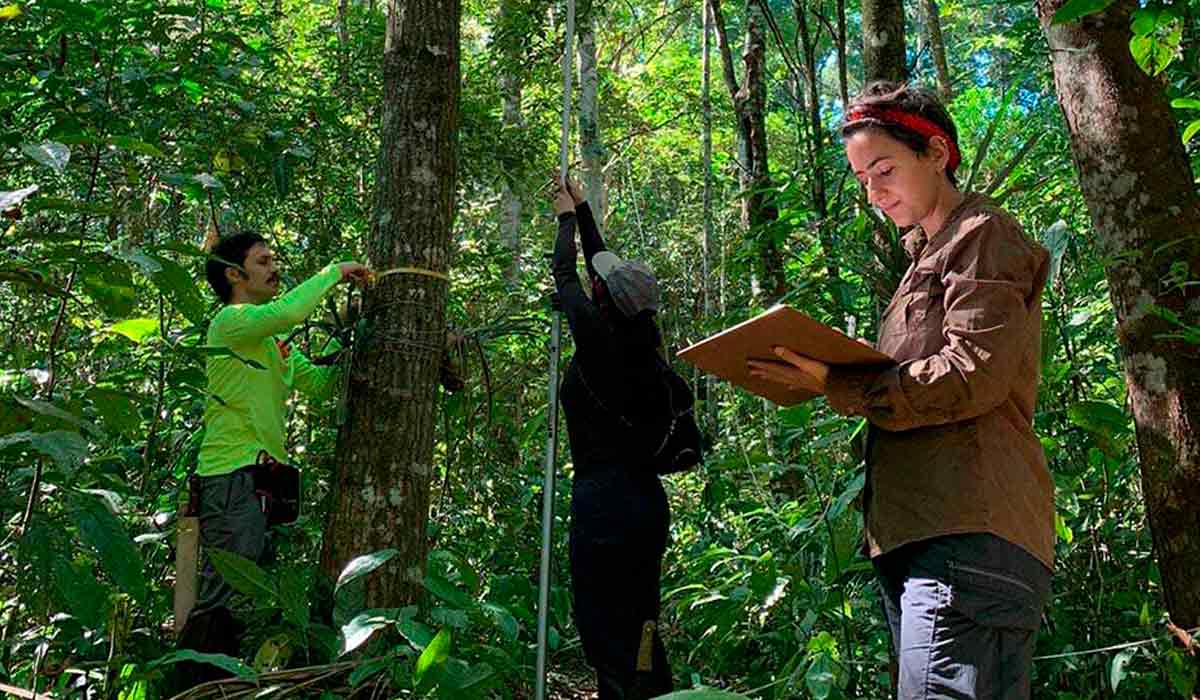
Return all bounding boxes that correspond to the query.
[319,0,462,606]
[578,2,606,225]
[497,0,525,285]
[711,0,786,301]
[1037,0,1200,627]
[921,0,952,101]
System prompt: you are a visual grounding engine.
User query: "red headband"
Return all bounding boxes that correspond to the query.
[847,107,961,173]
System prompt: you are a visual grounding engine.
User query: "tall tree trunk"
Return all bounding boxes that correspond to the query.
[320,0,461,607]
[711,0,784,302]
[795,0,839,292]
[498,0,524,285]
[921,0,951,101]
[337,0,351,86]
[1038,0,1200,627]
[578,7,606,227]
[835,0,849,108]
[701,0,717,428]
[861,0,907,83]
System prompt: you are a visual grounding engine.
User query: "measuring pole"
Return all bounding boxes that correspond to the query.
[535,1,574,697]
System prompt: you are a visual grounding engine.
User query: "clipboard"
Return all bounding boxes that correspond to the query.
[676,304,894,406]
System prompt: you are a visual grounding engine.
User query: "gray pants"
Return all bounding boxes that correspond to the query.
[193,469,269,615]
[873,534,1051,700]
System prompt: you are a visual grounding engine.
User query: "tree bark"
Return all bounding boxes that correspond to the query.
[578,7,606,227]
[1037,0,1200,627]
[701,0,717,428]
[861,0,907,83]
[921,0,951,101]
[835,0,849,108]
[498,0,524,285]
[320,0,461,607]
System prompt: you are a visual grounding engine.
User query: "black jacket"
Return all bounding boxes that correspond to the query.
[553,203,665,475]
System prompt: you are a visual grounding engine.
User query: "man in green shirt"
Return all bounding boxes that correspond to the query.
[176,231,369,676]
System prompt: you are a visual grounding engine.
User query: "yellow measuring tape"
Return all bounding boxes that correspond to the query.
[369,266,450,283]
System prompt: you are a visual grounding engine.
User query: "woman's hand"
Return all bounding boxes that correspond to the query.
[337,262,373,287]
[747,346,830,394]
[552,183,575,216]
[565,179,586,205]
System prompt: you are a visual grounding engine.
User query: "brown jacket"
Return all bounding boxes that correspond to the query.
[826,193,1055,569]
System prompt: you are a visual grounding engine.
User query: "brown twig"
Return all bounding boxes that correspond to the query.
[1169,621,1199,655]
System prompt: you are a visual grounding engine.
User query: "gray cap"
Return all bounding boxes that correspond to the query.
[591,251,661,318]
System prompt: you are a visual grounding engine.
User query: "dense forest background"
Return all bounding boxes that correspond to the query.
[2,0,1199,697]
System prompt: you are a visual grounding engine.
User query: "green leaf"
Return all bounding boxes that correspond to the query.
[278,572,309,631]
[1054,512,1074,544]
[340,610,401,655]
[1171,99,1200,110]
[148,650,255,678]
[1182,120,1200,146]
[348,654,395,687]
[208,549,277,604]
[81,261,136,317]
[1130,9,1156,36]
[13,397,102,436]
[147,255,207,325]
[482,602,520,641]
[422,572,473,609]
[53,556,110,627]
[1167,648,1199,697]
[0,430,89,468]
[108,136,165,158]
[805,653,835,700]
[414,628,452,684]
[0,4,22,20]
[105,318,159,343]
[441,659,495,691]
[21,141,70,174]
[1043,220,1071,285]
[0,185,38,211]
[1067,401,1131,439]
[335,549,398,592]
[71,492,147,600]
[1109,648,1135,692]
[397,617,435,649]
[87,388,140,436]
[653,691,750,700]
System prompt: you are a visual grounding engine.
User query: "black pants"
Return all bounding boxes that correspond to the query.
[172,470,269,690]
[873,534,1052,699]
[569,468,673,699]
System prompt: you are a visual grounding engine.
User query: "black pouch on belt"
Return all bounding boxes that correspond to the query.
[252,451,301,526]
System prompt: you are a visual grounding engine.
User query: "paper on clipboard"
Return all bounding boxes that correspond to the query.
[676,304,894,406]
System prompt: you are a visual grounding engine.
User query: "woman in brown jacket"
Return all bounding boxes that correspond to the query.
[751,82,1054,700]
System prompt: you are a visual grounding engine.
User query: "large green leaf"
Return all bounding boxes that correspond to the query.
[414,628,452,684]
[87,388,141,436]
[71,492,147,600]
[422,572,473,610]
[148,255,207,325]
[13,397,102,436]
[278,571,309,631]
[105,318,160,343]
[1067,401,1131,440]
[53,556,110,628]
[1109,648,1135,692]
[335,548,398,592]
[0,430,89,468]
[208,549,277,604]
[148,650,255,678]
[21,141,70,174]
[340,609,404,655]
[81,261,136,318]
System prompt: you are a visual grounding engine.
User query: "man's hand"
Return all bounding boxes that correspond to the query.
[337,262,373,287]
[747,346,830,394]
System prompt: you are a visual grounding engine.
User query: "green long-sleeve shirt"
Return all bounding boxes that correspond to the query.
[197,263,343,477]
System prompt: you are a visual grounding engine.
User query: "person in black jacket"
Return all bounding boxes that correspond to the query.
[551,179,674,699]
